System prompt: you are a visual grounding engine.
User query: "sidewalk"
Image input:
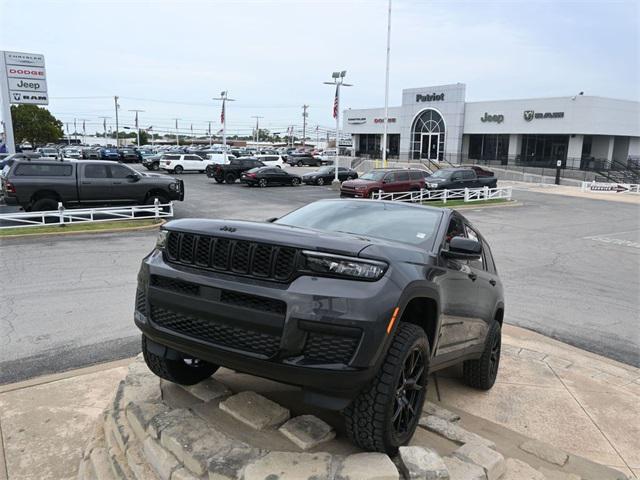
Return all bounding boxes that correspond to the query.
[504,180,640,204]
[0,324,637,479]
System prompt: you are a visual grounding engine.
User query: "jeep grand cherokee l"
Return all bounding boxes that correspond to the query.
[134,199,504,454]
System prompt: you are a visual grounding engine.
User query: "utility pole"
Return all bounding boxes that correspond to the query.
[78,119,88,145]
[73,118,77,143]
[129,109,145,147]
[251,115,263,148]
[382,0,392,166]
[114,96,120,147]
[315,125,319,149]
[302,105,308,147]
[65,123,70,145]
[208,121,212,146]
[324,71,353,187]
[214,91,235,154]
[173,118,181,146]
[99,116,110,146]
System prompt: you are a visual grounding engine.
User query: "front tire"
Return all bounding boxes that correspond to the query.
[141,335,218,385]
[344,323,429,454]
[225,172,236,184]
[291,177,301,186]
[463,321,501,390]
[316,177,325,186]
[297,160,303,167]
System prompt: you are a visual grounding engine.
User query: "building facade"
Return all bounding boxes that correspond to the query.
[343,83,640,169]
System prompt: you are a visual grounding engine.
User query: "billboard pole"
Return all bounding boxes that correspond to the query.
[0,53,16,153]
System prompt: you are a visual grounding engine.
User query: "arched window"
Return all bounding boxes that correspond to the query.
[410,109,445,161]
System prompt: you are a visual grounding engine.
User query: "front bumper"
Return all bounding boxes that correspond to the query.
[134,250,400,403]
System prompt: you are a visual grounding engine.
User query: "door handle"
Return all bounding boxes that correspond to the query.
[489,279,497,286]
[81,182,92,185]
[468,273,477,281]
[113,182,123,185]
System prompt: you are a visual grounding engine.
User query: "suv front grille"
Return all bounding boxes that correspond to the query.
[135,288,147,316]
[165,232,299,282]
[303,332,360,365]
[150,305,281,357]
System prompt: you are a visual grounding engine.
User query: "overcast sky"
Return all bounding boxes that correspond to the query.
[1,0,638,137]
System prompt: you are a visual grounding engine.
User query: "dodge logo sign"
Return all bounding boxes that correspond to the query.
[524,110,535,121]
[524,110,564,121]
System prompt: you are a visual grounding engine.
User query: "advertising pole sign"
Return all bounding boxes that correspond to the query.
[0,51,48,153]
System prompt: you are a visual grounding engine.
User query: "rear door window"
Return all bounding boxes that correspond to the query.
[395,171,410,182]
[462,170,475,180]
[14,163,73,176]
[84,164,109,178]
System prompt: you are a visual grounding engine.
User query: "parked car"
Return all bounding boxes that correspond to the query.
[1,159,183,211]
[303,166,358,185]
[137,148,156,159]
[207,157,266,184]
[119,148,143,163]
[134,199,504,454]
[286,152,321,167]
[82,147,101,160]
[253,154,286,168]
[62,147,82,159]
[341,169,426,198]
[35,147,59,159]
[142,154,163,171]
[204,153,235,165]
[240,167,301,187]
[159,153,216,174]
[469,166,495,178]
[314,149,337,165]
[425,168,497,190]
[100,148,120,161]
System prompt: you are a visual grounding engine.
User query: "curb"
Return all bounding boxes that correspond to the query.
[0,219,166,240]
[450,200,521,210]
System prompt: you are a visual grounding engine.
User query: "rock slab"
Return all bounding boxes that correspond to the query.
[520,439,568,466]
[419,415,496,449]
[398,446,449,480]
[424,401,461,423]
[182,378,231,403]
[443,456,486,480]
[279,415,336,450]
[454,443,505,480]
[243,451,333,480]
[502,458,546,480]
[337,452,400,480]
[219,391,290,430]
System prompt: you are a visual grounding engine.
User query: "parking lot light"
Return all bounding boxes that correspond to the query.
[324,71,353,188]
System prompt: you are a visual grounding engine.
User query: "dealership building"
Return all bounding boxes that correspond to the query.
[342,83,640,169]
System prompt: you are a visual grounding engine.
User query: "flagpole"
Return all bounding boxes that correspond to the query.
[324,71,352,188]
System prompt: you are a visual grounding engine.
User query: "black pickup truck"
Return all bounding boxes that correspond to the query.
[206,157,265,184]
[425,168,497,190]
[1,159,183,211]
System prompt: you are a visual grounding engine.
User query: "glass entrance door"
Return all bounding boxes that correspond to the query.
[420,133,439,160]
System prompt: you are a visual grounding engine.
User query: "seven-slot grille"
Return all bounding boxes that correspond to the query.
[303,332,360,365]
[165,231,299,282]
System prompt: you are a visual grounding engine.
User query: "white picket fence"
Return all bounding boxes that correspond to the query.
[373,186,512,203]
[580,181,640,194]
[0,199,173,229]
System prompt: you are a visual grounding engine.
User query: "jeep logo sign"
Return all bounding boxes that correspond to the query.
[481,112,504,123]
[416,93,445,102]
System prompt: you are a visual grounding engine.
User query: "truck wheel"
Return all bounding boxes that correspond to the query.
[174,165,184,174]
[462,321,501,390]
[141,335,218,385]
[225,172,236,184]
[152,163,160,171]
[297,160,303,167]
[32,197,58,212]
[344,322,429,454]
[214,177,224,184]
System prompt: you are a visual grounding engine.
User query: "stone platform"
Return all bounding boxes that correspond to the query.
[77,355,628,480]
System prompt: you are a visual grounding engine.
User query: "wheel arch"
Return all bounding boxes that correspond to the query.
[31,189,62,203]
[145,188,169,201]
[494,303,505,326]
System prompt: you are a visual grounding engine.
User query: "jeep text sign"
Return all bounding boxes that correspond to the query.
[2,51,49,105]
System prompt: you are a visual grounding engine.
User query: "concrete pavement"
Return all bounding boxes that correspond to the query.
[0,324,636,479]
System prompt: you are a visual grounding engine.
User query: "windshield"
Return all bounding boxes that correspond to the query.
[317,166,333,173]
[430,170,451,179]
[275,200,442,247]
[359,171,386,181]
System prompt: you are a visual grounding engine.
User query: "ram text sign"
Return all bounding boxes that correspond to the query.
[2,51,49,105]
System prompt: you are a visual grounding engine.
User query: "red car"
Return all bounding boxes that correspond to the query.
[340,168,426,198]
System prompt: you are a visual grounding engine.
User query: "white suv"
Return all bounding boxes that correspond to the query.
[160,154,212,173]
[253,154,286,168]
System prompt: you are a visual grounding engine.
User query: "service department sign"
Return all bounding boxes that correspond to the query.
[2,51,49,105]
[524,110,563,121]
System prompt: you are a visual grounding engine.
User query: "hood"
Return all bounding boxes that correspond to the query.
[141,172,178,182]
[342,178,377,188]
[163,218,375,257]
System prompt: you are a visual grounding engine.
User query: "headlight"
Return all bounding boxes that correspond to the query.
[169,183,178,191]
[427,182,438,188]
[355,186,366,190]
[302,251,387,281]
[156,230,169,250]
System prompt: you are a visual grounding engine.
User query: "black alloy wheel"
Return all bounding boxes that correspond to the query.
[258,178,268,188]
[462,320,501,390]
[316,177,325,186]
[152,163,159,171]
[393,348,426,436]
[297,160,303,167]
[291,177,301,186]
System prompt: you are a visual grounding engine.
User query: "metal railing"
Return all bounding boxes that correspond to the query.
[373,186,513,203]
[0,199,173,229]
[580,182,640,195]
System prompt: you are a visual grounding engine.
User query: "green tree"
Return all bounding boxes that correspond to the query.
[10,104,64,146]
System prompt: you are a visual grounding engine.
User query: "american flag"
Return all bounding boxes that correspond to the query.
[332,86,339,119]
[220,100,225,124]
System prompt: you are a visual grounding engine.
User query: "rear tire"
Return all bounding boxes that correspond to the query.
[258,178,268,188]
[174,165,184,174]
[225,172,236,184]
[297,160,303,167]
[344,323,429,454]
[214,177,224,184]
[152,163,159,171]
[463,321,501,390]
[31,197,58,212]
[141,335,218,385]
[291,177,301,186]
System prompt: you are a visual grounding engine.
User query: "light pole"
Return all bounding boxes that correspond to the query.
[114,96,120,147]
[324,71,352,187]
[302,105,309,147]
[129,109,145,147]
[99,117,110,146]
[173,118,181,146]
[382,0,392,167]
[214,91,235,156]
[251,115,263,149]
[208,121,212,146]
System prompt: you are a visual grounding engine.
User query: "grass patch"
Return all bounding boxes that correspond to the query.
[0,218,162,237]
[421,198,512,208]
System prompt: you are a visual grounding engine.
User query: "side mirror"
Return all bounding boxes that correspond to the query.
[266,217,278,223]
[128,173,140,182]
[442,236,482,260]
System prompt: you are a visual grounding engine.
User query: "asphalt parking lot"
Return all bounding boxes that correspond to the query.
[0,168,638,384]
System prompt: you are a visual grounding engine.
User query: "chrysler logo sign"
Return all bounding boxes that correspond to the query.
[481,112,504,123]
[416,93,445,102]
[347,117,366,125]
[524,110,564,121]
